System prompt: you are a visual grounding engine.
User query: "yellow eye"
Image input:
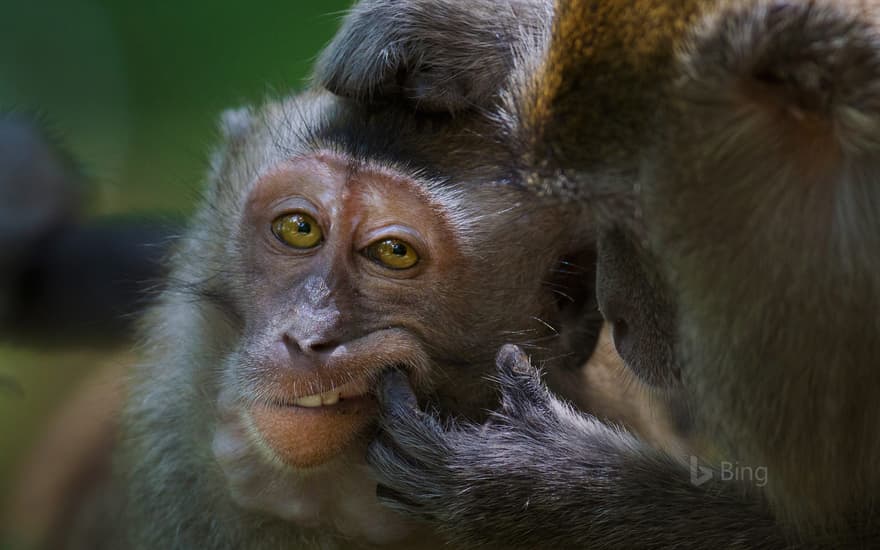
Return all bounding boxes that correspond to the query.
[271,213,323,249]
[365,239,420,270]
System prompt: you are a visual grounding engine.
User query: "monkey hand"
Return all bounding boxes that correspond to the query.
[316,0,550,113]
[367,344,615,547]
[369,346,789,548]
[212,388,422,545]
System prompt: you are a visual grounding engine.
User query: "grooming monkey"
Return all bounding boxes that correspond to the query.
[319,0,880,547]
[46,86,607,549]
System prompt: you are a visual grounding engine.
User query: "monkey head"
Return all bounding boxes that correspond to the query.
[145,91,600,540]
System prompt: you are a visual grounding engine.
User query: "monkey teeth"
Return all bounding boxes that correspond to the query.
[291,377,371,408]
[293,391,339,407]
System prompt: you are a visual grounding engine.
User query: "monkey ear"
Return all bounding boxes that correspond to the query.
[682,2,880,156]
[218,107,254,143]
[208,107,255,177]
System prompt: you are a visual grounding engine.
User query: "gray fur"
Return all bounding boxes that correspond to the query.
[650,0,880,534]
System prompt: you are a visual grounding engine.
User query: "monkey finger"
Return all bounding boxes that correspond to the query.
[314,0,404,103]
[493,344,555,420]
[367,438,434,517]
[367,433,422,478]
[495,344,533,375]
[376,369,419,412]
[376,406,453,470]
[376,370,455,450]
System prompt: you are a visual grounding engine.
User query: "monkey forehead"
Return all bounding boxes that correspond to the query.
[247,151,437,206]
[246,154,347,212]
[315,151,446,211]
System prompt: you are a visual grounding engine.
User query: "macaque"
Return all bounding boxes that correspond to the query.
[318,0,880,547]
[54,89,604,549]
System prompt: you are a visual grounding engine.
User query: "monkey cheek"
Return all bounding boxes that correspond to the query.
[246,399,378,469]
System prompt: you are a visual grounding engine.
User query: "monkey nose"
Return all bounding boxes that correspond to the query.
[282,331,340,358]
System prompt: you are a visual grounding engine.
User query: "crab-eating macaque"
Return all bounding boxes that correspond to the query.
[318,0,880,547]
[0,114,175,348]
[57,88,605,549]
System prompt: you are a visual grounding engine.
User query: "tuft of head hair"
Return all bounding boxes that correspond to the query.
[517,0,710,180]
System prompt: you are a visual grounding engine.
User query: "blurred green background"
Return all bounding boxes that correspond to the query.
[0,0,351,520]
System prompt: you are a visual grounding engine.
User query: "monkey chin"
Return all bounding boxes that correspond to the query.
[246,378,379,469]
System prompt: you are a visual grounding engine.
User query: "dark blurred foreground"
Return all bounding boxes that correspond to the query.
[0,116,177,348]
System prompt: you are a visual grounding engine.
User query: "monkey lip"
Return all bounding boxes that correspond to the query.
[248,375,380,469]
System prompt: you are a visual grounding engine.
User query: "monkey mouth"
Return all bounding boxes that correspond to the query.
[248,368,409,469]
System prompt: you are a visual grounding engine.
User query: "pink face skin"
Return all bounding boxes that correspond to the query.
[212,153,468,544]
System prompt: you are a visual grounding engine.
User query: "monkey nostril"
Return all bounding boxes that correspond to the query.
[282,332,303,353]
[306,340,338,354]
[283,331,340,356]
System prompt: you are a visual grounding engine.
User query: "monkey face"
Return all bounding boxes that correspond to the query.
[226,153,449,468]
[208,134,598,471]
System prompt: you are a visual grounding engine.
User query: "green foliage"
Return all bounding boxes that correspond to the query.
[0,0,352,213]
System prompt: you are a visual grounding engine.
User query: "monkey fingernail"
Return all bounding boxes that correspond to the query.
[496,344,532,375]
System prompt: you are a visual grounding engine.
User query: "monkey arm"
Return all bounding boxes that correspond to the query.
[315,0,551,113]
[368,346,788,549]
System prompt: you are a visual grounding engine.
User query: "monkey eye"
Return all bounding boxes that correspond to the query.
[271,212,323,249]
[364,238,420,270]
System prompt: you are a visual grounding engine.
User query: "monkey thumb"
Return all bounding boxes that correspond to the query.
[377,369,418,411]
